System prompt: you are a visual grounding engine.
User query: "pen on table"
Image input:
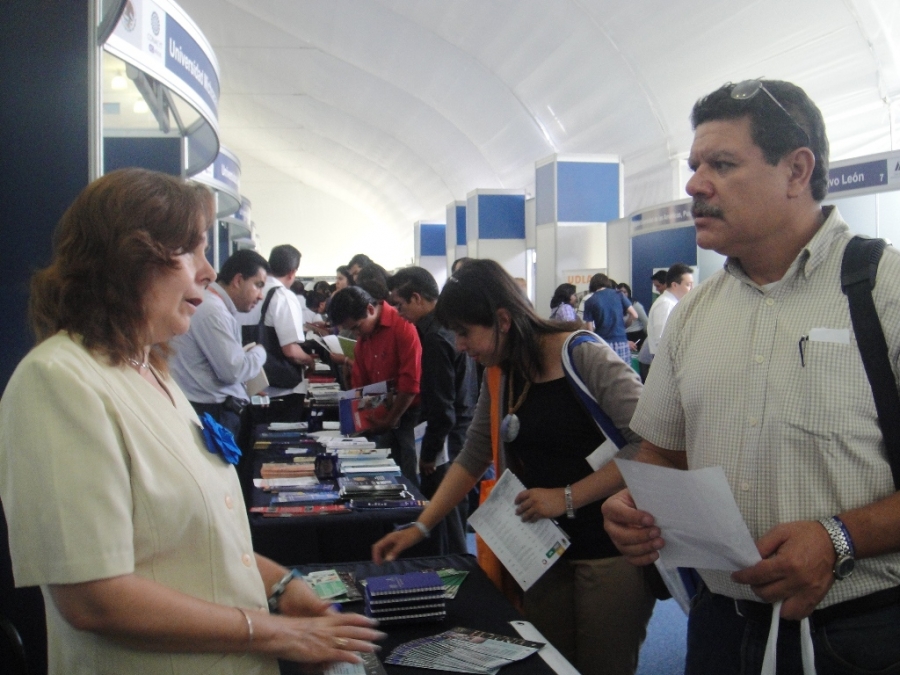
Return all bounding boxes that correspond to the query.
[798,335,808,367]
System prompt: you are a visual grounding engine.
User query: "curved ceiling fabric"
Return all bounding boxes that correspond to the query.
[176,0,900,271]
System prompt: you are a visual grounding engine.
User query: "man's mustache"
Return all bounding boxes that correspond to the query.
[691,200,724,219]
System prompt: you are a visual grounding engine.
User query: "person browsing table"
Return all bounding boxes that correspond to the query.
[372,259,655,675]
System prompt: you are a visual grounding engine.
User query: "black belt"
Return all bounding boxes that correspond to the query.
[730,585,900,626]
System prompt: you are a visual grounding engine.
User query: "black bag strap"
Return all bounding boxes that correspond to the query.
[840,236,900,489]
[247,286,280,345]
[258,286,279,325]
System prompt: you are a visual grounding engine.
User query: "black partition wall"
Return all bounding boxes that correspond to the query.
[1,3,91,673]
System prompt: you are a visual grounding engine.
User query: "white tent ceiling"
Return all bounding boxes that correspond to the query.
[170,0,900,275]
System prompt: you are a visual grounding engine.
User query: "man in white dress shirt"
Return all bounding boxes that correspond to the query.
[645,262,694,356]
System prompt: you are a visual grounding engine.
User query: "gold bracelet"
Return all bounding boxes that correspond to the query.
[237,607,254,647]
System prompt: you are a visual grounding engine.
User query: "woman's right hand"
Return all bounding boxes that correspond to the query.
[266,610,385,665]
[371,527,423,564]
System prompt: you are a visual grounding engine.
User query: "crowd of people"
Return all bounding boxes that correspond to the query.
[2,77,899,675]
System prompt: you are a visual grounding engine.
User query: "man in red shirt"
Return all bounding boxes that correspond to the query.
[330,286,422,486]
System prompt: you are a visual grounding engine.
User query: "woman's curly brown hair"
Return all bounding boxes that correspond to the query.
[29,168,214,370]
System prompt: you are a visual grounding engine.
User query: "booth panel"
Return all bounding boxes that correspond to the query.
[535,224,557,318]
[536,162,556,226]
[419,256,448,289]
[218,221,229,269]
[826,194,879,238]
[477,194,525,239]
[420,223,446,257]
[631,227,698,309]
[104,137,182,176]
[475,240,528,279]
[455,204,467,245]
[557,223,606,273]
[877,192,900,243]
[557,162,620,223]
[697,246,728,283]
[607,218,631,290]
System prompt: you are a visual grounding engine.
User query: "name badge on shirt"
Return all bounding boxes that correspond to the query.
[808,328,851,345]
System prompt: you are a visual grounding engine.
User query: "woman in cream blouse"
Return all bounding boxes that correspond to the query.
[0,168,383,674]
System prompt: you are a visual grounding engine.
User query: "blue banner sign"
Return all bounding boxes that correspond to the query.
[828,159,888,194]
[192,146,241,218]
[165,14,219,117]
[629,200,693,236]
[105,0,221,159]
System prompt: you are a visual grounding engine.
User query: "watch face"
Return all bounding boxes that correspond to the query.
[835,555,856,580]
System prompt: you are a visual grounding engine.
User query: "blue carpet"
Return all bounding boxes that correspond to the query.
[637,598,687,675]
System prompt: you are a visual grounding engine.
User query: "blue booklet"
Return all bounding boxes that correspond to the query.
[365,571,443,597]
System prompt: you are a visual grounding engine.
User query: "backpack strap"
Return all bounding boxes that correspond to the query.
[561,331,629,450]
[840,236,900,489]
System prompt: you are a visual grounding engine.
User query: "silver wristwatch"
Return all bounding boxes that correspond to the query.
[818,517,855,580]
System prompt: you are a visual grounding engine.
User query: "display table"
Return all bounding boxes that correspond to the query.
[247,429,446,565]
[282,554,560,675]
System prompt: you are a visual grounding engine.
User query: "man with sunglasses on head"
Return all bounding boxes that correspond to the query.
[603,80,900,674]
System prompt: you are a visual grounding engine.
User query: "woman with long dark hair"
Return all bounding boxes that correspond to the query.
[373,259,655,675]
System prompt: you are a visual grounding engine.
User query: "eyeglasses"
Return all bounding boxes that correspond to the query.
[730,79,810,148]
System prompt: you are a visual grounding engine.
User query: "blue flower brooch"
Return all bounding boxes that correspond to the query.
[200,413,242,465]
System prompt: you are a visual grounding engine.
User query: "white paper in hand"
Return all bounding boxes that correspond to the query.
[468,469,570,590]
[615,459,761,571]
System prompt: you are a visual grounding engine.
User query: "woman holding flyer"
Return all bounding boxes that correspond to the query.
[372,259,655,675]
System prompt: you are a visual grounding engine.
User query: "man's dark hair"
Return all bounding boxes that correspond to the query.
[691,80,829,201]
[305,291,326,311]
[355,263,391,301]
[268,244,301,277]
[348,253,373,270]
[451,257,471,274]
[651,270,668,285]
[388,266,439,303]
[666,263,693,287]
[218,249,269,285]
[290,279,306,296]
[329,286,375,325]
[589,273,612,293]
[313,280,331,296]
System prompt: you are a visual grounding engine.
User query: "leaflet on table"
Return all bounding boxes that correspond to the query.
[467,470,571,591]
[304,569,348,599]
[253,476,321,490]
[384,627,543,674]
[614,458,761,571]
[268,421,307,431]
[324,651,386,675]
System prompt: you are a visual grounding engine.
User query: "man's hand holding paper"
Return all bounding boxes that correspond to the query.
[614,459,761,571]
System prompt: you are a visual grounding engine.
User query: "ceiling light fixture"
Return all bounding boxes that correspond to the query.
[133,99,149,114]
[111,72,127,90]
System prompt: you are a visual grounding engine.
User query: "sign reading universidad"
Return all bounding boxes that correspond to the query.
[104,0,220,134]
